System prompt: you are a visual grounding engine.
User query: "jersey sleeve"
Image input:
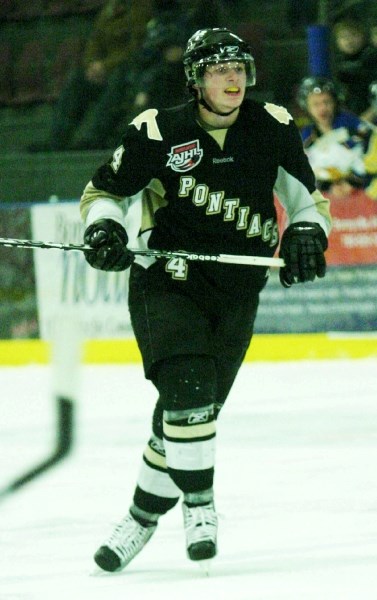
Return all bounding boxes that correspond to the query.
[80,109,164,223]
[273,118,332,235]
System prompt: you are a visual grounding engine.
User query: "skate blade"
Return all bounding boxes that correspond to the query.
[89,566,108,576]
[198,559,212,576]
[89,566,122,577]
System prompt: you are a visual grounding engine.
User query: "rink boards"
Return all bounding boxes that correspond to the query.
[1,333,377,365]
[1,200,376,360]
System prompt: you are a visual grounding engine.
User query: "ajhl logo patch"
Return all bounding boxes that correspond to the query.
[166,139,203,172]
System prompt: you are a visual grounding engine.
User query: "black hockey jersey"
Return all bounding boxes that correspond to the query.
[81,98,331,275]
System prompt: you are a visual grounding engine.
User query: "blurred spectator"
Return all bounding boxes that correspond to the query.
[29,0,153,151]
[131,20,188,117]
[327,0,368,23]
[363,81,377,199]
[286,0,317,31]
[366,81,377,124]
[332,17,377,117]
[361,78,377,124]
[129,0,224,118]
[183,0,225,33]
[370,23,377,48]
[297,76,371,197]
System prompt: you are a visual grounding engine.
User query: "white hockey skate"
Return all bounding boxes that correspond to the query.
[94,513,157,572]
[182,501,218,562]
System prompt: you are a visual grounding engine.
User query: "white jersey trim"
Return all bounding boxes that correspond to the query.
[274,166,332,235]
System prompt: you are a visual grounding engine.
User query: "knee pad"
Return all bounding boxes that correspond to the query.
[154,354,217,412]
[152,398,164,438]
[154,356,217,492]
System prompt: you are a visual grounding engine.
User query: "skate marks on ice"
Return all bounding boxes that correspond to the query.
[0,360,377,600]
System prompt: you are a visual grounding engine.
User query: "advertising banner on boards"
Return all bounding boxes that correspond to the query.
[30,201,135,340]
[256,190,377,333]
[0,189,375,340]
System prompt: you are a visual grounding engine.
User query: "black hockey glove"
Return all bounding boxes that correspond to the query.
[84,218,134,271]
[279,221,328,288]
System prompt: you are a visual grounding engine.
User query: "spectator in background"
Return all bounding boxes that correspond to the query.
[363,81,377,199]
[184,0,225,32]
[370,23,377,48]
[29,0,153,151]
[297,76,371,198]
[332,17,377,118]
[131,20,188,118]
[361,77,377,124]
[359,24,377,125]
[365,81,377,125]
[286,0,318,31]
[129,0,224,119]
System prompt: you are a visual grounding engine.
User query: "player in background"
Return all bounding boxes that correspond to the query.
[80,28,332,572]
[363,81,377,199]
[297,76,371,195]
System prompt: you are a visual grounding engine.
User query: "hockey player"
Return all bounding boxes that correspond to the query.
[297,76,371,193]
[80,28,332,572]
[363,81,377,199]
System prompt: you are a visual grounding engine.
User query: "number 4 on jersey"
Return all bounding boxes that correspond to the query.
[111,146,125,173]
[165,257,188,280]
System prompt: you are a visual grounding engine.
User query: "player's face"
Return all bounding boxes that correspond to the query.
[335,29,365,55]
[307,92,335,127]
[201,61,247,113]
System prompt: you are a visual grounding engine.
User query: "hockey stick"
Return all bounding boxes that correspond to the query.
[0,236,285,268]
[0,396,74,502]
[0,312,80,503]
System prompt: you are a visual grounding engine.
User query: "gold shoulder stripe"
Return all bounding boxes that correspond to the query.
[131,108,163,141]
[264,102,293,125]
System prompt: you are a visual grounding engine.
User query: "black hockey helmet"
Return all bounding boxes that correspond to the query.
[369,80,377,109]
[297,76,340,111]
[183,28,256,87]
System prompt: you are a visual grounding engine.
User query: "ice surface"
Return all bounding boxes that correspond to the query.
[1,358,377,600]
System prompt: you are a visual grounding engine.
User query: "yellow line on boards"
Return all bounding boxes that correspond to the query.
[0,334,376,365]
[245,333,377,361]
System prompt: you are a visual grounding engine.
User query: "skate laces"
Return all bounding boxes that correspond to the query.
[106,514,156,561]
[183,502,218,544]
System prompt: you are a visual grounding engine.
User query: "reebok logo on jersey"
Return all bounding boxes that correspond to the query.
[166,139,203,172]
[149,438,166,456]
[213,157,234,164]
